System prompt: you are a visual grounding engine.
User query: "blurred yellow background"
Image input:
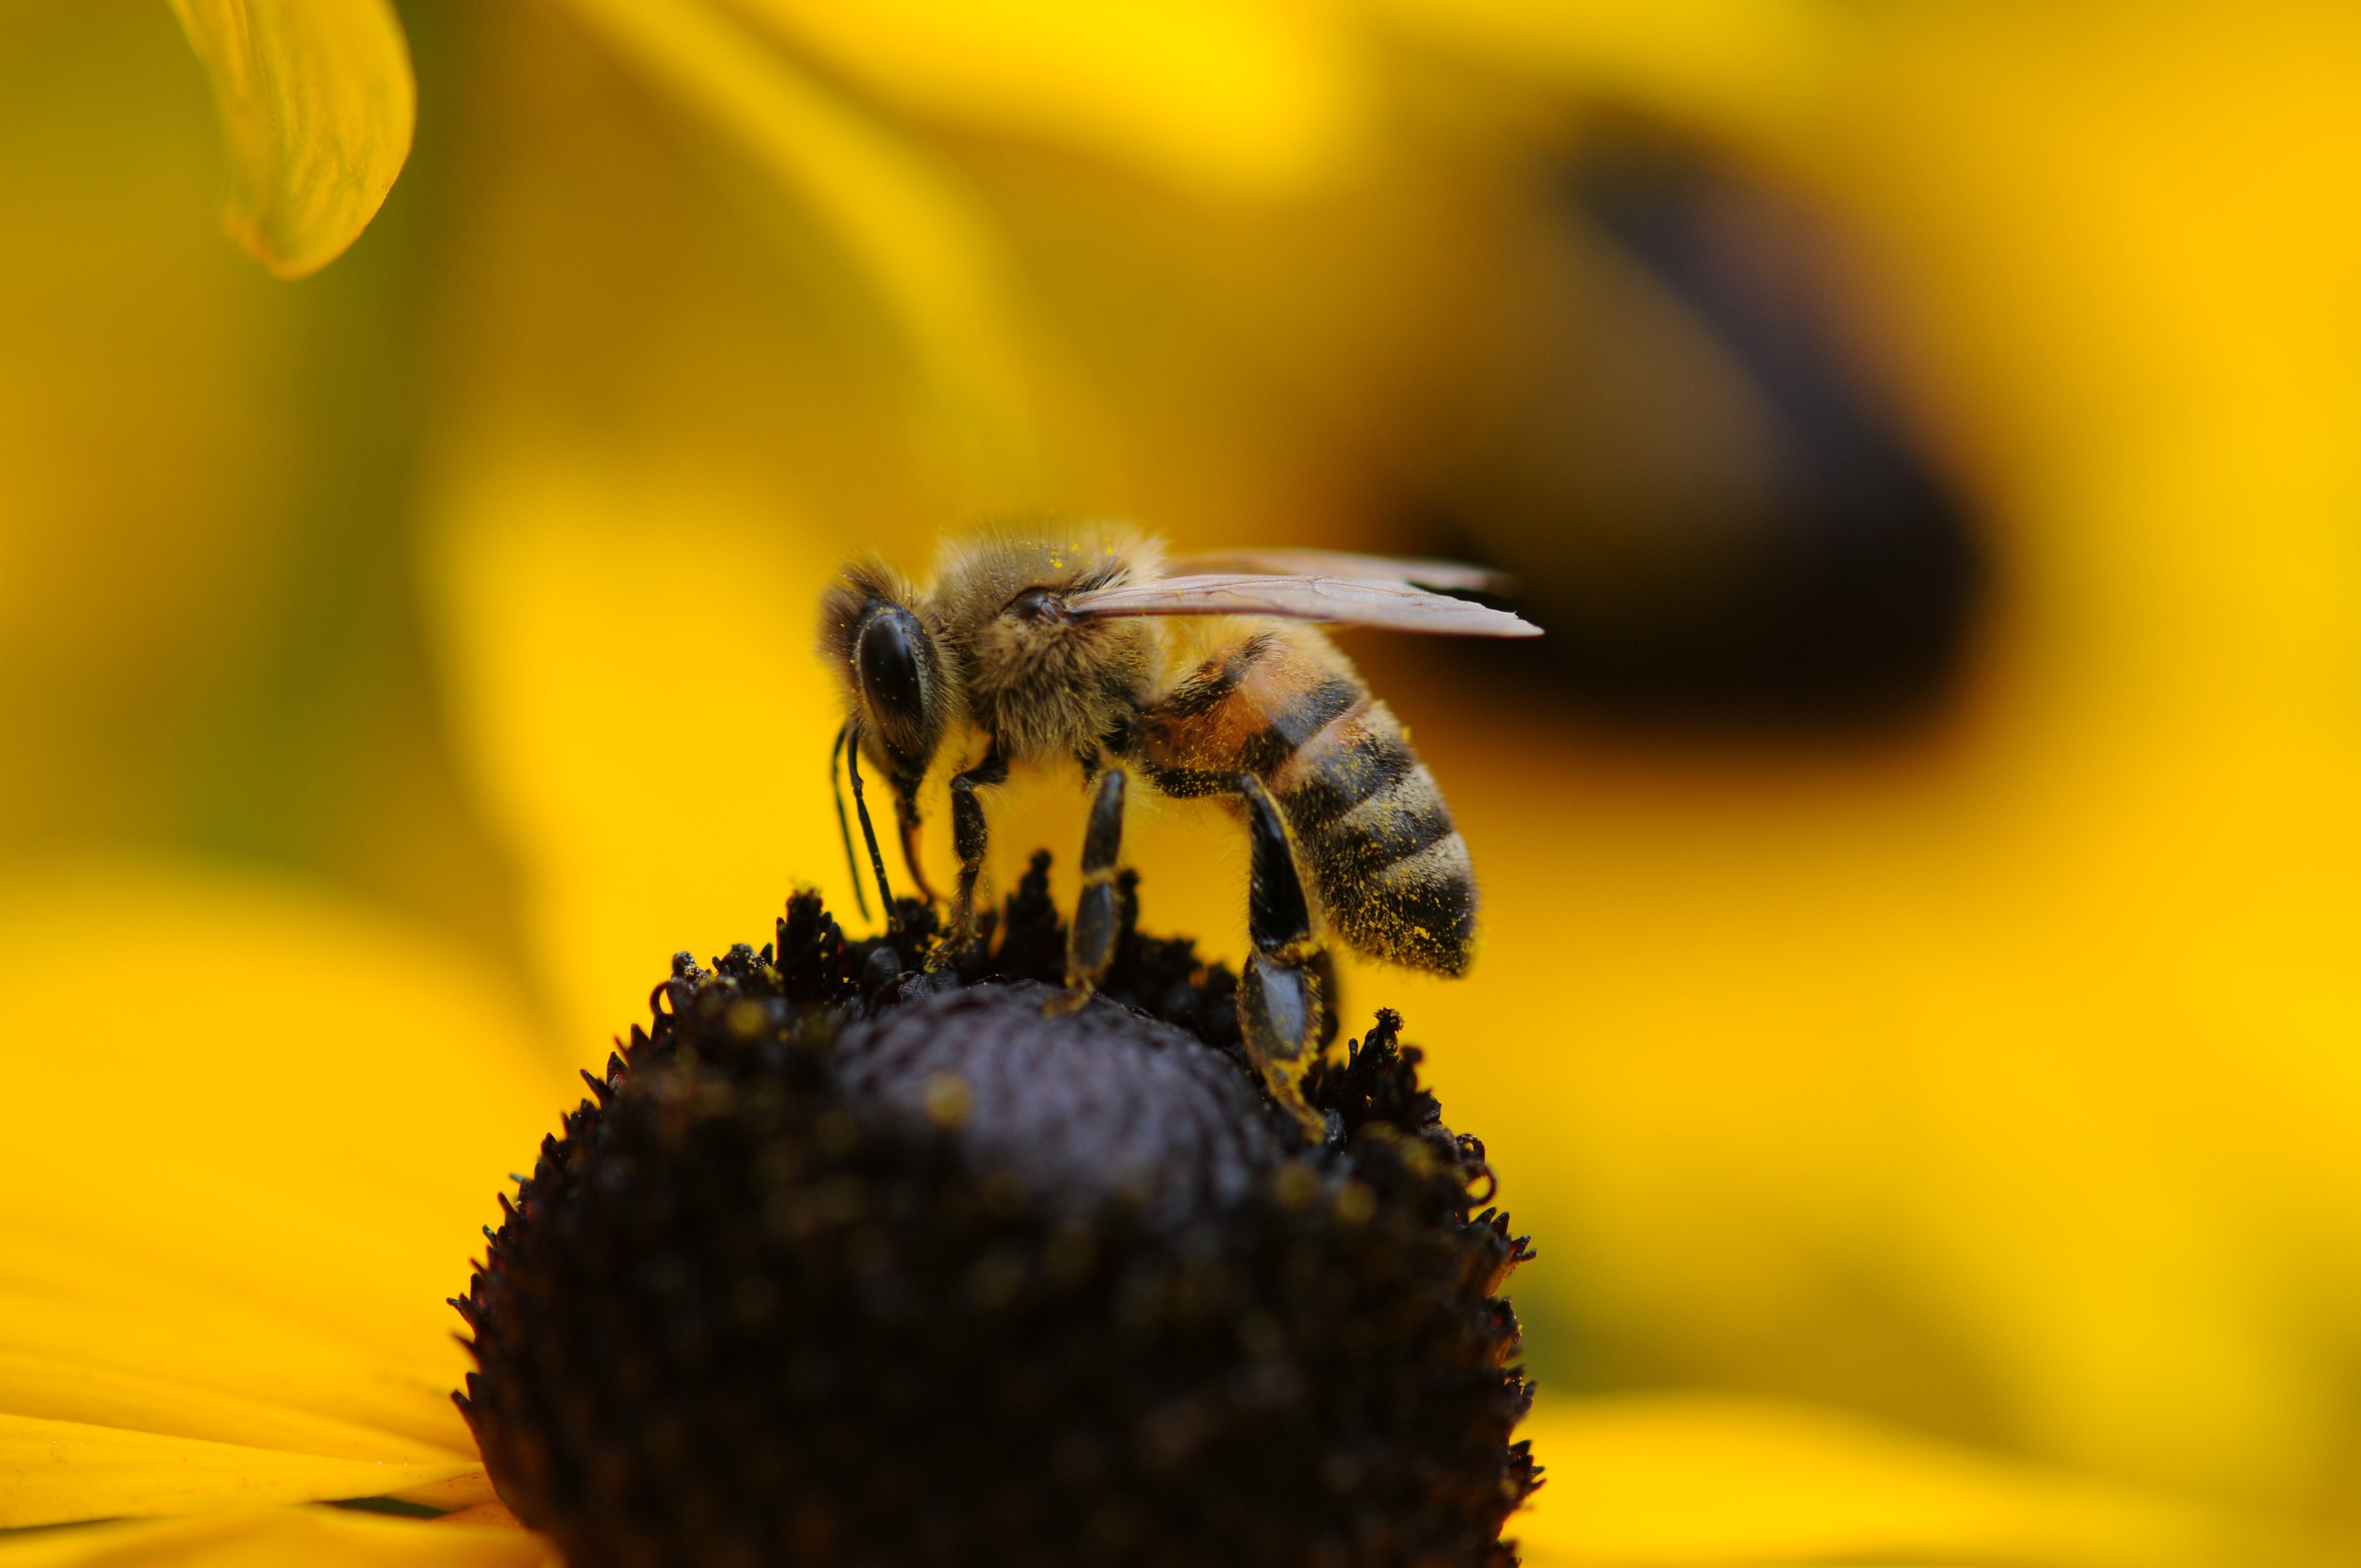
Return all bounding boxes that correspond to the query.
[4,0,2359,1558]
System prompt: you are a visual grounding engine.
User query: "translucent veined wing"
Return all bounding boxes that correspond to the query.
[1164,548,1517,596]
[1065,574,1542,636]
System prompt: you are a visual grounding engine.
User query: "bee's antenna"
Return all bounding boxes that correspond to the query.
[830,721,871,923]
[841,720,897,930]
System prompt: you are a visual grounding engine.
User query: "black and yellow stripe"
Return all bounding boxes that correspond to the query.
[1139,634,1476,976]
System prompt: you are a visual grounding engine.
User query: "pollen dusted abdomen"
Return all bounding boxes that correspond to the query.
[1139,627,1478,977]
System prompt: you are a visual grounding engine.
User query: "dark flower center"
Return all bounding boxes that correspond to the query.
[454,854,1539,1567]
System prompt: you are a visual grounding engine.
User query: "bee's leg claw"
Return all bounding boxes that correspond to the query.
[931,746,1007,971]
[1236,775,1330,1145]
[1059,766,1127,1008]
[1242,954,1329,1142]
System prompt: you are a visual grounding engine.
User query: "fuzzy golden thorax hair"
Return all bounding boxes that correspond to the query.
[923,530,1165,765]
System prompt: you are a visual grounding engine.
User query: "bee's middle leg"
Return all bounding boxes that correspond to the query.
[1051,765,1127,1011]
[1237,774,1331,1145]
[937,745,1008,965]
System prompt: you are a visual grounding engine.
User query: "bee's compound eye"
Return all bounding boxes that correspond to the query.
[856,607,928,726]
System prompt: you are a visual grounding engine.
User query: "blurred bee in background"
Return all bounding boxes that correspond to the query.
[819,527,1539,1140]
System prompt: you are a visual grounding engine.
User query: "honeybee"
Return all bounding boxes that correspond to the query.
[818,526,1539,1140]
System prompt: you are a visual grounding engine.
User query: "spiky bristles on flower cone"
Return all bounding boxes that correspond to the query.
[453,854,1539,1568]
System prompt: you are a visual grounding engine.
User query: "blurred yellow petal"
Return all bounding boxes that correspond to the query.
[721,0,1364,197]
[1386,2,2361,1518]
[1517,1395,2333,1567]
[0,1351,461,1465]
[550,0,1033,480]
[0,1229,471,1461]
[388,1472,500,1511]
[0,1414,472,1529]
[0,1507,555,1567]
[421,458,849,1064]
[164,0,416,277]
[1367,0,1830,135]
[0,865,572,1477]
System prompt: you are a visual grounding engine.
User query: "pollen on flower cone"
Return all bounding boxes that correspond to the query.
[454,859,1539,1568]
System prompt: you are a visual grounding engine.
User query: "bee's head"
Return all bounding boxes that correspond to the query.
[819,562,953,789]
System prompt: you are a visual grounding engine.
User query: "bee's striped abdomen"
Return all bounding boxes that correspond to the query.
[1139,632,1477,975]
[1275,697,1475,976]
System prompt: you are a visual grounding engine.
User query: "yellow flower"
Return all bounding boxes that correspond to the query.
[0,863,2317,1566]
[7,0,2360,1561]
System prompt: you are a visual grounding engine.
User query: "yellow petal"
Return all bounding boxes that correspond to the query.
[1367,0,1831,135]
[0,1413,474,1529]
[165,0,416,277]
[1380,6,2361,1516]
[421,459,852,1065]
[0,1507,556,1567]
[549,0,1032,479]
[0,1349,460,1465]
[1515,1395,2333,1566]
[388,1472,499,1510]
[719,0,1364,197]
[0,865,573,1483]
[0,1228,473,1460]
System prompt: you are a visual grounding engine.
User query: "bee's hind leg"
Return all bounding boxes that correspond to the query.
[1049,766,1127,1012]
[1236,775,1331,1145]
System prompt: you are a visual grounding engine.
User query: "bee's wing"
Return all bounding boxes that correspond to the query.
[1064,574,1542,637]
[1164,548,1517,596]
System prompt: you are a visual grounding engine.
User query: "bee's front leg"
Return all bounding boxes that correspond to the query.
[1050,765,1127,1012]
[892,782,942,907]
[1236,775,1332,1145]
